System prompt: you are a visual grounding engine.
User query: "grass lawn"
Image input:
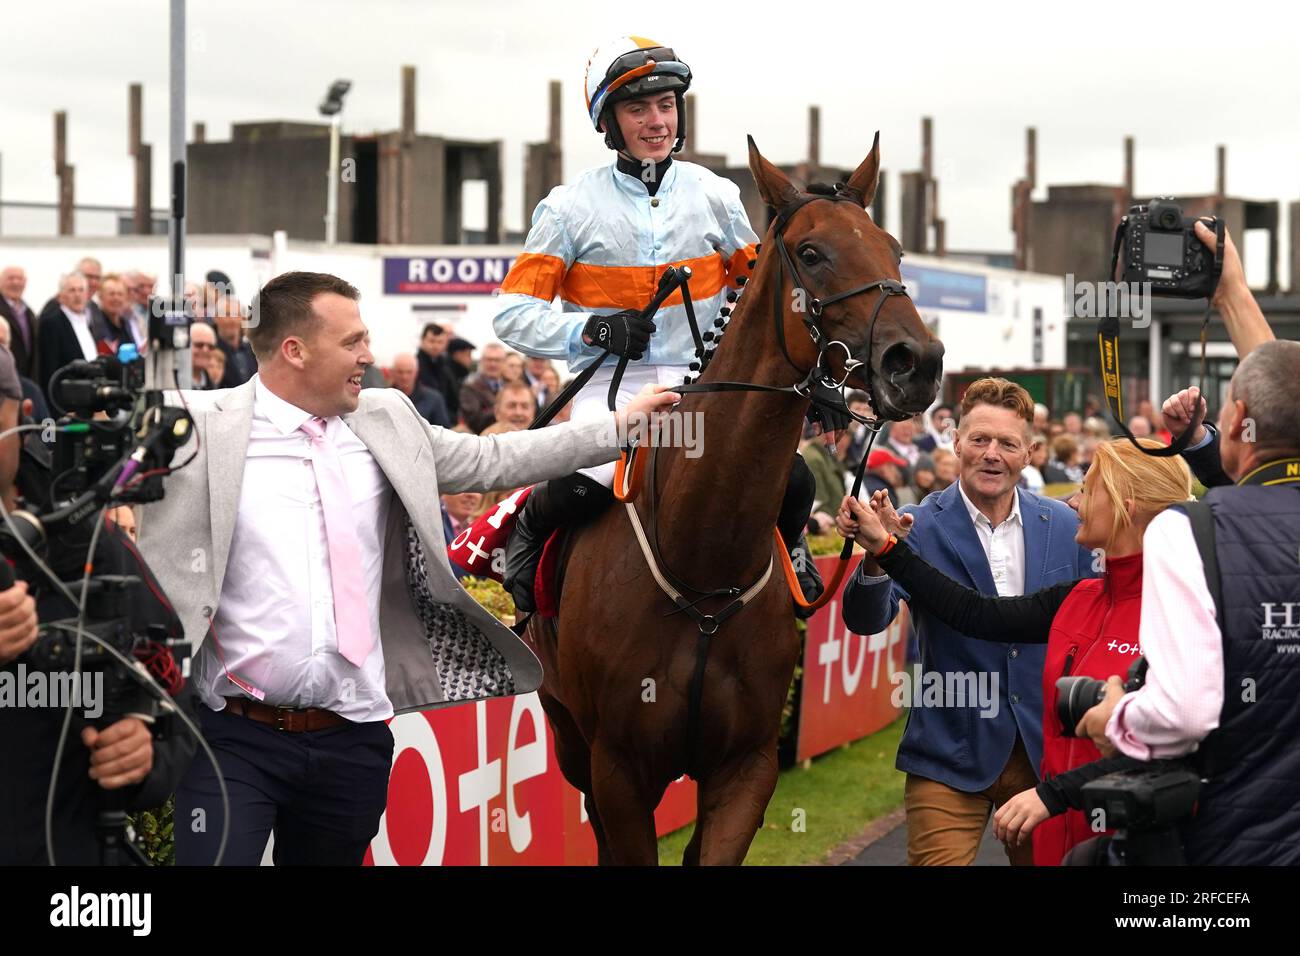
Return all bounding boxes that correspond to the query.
[657,715,907,866]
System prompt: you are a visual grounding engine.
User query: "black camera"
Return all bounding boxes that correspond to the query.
[1074,763,1202,866]
[1,347,195,864]
[1056,655,1147,737]
[1056,656,1201,865]
[1111,197,1223,299]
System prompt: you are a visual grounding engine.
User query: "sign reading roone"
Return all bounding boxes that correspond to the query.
[383,256,517,295]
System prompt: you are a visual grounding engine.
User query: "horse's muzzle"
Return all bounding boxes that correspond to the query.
[875,339,945,417]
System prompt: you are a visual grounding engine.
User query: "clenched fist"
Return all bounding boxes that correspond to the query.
[0,579,38,666]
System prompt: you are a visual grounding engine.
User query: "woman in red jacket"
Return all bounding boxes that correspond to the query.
[838,437,1192,865]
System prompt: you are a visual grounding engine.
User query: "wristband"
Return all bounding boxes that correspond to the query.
[872,533,898,558]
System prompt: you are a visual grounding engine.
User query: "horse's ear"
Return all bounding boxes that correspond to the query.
[747,135,799,211]
[844,131,881,209]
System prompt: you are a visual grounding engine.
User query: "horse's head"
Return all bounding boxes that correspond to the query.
[746,134,944,421]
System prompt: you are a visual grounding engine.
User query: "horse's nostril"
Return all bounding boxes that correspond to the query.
[881,342,919,377]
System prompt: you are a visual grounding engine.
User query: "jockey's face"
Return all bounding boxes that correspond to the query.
[613,92,677,164]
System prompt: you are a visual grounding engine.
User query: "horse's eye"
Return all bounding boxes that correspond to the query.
[799,246,820,265]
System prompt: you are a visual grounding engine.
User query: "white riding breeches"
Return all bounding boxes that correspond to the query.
[570,362,690,487]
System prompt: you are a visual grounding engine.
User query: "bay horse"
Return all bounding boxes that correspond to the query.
[525,133,944,864]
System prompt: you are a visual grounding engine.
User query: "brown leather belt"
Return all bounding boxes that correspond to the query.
[221,696,351,732]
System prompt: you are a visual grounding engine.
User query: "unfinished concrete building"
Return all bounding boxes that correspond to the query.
[1015,134,1297,411]
[188,66,503,244]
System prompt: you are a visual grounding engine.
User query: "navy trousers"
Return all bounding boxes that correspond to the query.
[176,703,394,866]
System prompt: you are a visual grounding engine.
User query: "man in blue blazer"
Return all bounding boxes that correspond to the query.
[841,379,1095,866]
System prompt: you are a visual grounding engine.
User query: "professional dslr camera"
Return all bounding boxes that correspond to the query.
[1111,197,1223,299]
[1056,657,1200,865]
[1,345,195,864]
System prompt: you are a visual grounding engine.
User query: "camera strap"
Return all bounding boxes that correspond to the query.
[1100,217,1224,458]
[1172,499,1223,628]
[1097,310,1209,457]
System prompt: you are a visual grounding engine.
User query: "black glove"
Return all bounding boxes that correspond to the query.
[806,380,852,433]
[583,310,656,360]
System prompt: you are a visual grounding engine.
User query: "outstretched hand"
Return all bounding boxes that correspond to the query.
[616,383,681,436]
[836,495,890,553]
[867,489,914,541]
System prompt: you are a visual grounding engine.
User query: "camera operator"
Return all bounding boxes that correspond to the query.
[0,369,200,865]
[1078,339,1300,865]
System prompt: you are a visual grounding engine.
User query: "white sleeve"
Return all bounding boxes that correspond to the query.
[1105,508,1224,759]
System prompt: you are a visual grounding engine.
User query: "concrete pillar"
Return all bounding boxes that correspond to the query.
[129,83,151,235]
[1123,135,1134,206]
[55,110,74,235]
[808,105,821,168]
[400,64,416,243]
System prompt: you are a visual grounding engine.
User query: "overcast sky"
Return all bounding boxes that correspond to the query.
[3,0,1297,280]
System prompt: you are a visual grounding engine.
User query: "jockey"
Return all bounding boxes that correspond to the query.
[494,35,825,615]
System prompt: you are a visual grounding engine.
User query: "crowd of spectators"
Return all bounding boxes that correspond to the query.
[8,258,1186,554]
[1,259,577,545]
[801,388,1178,536]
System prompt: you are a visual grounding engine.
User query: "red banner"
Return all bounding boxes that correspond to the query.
[368,554,907,864]
[367,693,696,866]
[796,556,909,762]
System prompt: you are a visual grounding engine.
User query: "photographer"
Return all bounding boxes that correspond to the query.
[0,362,199,865]
[1078,340,1300,865]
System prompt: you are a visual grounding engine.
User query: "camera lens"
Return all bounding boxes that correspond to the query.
[1056,676,1108,737]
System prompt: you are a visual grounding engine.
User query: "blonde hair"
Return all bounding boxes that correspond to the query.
[1085,438,1192,548]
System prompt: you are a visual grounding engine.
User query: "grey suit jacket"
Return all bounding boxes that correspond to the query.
[135,378,620,715]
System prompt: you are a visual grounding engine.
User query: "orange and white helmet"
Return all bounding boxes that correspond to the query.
[583,36,692,152]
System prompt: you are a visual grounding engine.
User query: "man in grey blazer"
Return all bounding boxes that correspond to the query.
[136,271,677,865]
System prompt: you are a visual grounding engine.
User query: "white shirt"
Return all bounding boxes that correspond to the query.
[193,376,395,720]
[854,482,1027,596]
[60,305,99,361]
[1106,508,1223,759]
[886,436,920,468]
[957,481,1026,597]
[1021,464,1045,494]
[123,310,148,352]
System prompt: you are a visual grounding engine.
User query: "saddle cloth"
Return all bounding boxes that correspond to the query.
[445,484,566,618]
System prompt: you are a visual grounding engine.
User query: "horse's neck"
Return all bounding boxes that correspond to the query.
[650,279,809,582]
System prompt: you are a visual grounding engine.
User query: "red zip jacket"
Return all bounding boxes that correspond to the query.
[1032,551,1143,865]
[874,543,1144,865]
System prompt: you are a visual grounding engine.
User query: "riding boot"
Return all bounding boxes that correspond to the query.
[503,472,615,613]
[788,530,825,620]
[780,454,825,620]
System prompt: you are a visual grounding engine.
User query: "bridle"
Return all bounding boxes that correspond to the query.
[672,181,912,431]
[761,183,911,421]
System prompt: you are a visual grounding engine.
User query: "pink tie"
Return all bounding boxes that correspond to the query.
[300,416,375,666]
